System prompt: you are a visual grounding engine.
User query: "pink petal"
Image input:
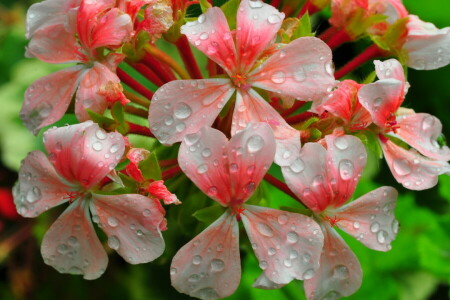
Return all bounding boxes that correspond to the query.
[178,127,232,206]
[91,194,165,264]
[149,79,235,145]
[324,135,367,208]
[13,151,76,218]
[170,211,241,300]
[370,0,408,24]
[374,59,405,83]
[26,23,82,64]
[43,121,125,189]
[249,37,335,101]
[281,142,330,212]
[357,78,404,128]
[331,186,399,251]
[75,62,125,121]
[41,200,108,280]
[228,123,276,205]
[20,66,84,135]
[241,205,324,284]
[381,139,450,190]
[231,89,300,167]
[395,113,450,161]
[252,273,285,289]
[26,0,79,38]
[148,180,180,205]
[304,223,362,300]
[235,0,285,72]
[89,8,133,50]
[181,8,237,75]
[403,15,450,70]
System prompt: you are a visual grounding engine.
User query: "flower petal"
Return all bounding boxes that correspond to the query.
[149,79,235,145]
[395,113,450,161]
[357,78,404,128]
[91,193,165,264]
[374,59,405,83]
[228,123,276,204]
[304,223,362,300]
[181,8,237,75]
[20,66,84,135]
[250,37,335,101]
[41,200,108,280]
[89,8,133,50]
[171,211,241,300]
[403,15,450,70]
[13,151,75,218]
[381,139,450,190]
[252,272,285,290]
[241,205,324,284]
[236,0,285,72]
[178,127,231,206]
[332,186,399,251]
[43,121,125,189]
[232,89,300,167]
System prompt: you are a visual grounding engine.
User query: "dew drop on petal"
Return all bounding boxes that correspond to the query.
[259,260,268,270]
[230,163,239,173]
[256,223,274,237]
[270,71,286,84]
[303,269,315,280]
[334,136,348,150]
[377,230,387,244]
[96,129,106,140]
[108,235,120,250]
[421,115,435,131]
[353,221,360,229]
[192,255,202,265]
[198,14,206,23]
[268,247,276,256]
[107,216,119,227]
[287,231,299,244]
[92,141,103,151]
[174,102,192,120]
[267,14,282,24]
[393,159,412,176]
[293,68,306,82]
[392,220,399,234]
[290,158,305,173]
[210,259,225,272]
[246,135,264,153]
[339,159,354,180]
[370,222,380,233]
[333,265,349,279]
[249,0,263,8]
[277,214,288,225]
[207,186,218,196]
[197,164,208,174]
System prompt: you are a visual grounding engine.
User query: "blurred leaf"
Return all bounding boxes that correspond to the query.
[193,204,226,225]
[140,151,162,181]
[221,0,239,30]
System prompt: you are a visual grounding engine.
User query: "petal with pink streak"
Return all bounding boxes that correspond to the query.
[357,78,403,128]
[395,113,450,161]
[304,223,362,300]
[26,0,79,38]
[41,200,108,280]
[178,127,231,206]
[235,0,285,72]
[181,8,237,75]
[170,211,241,300]
[381,139,450,190]
[404,15,450,70]
[20,66,85,135]
[26,23,82,64]
[75,62,124,121]
[281,142,330,212]
[241,205,323,284]
[89,8,133,50]
[91,194,165,264]
[374,59,405,83]
[43,121,125,189]
[13,151,76,218]
[250,37,335,101]
[149,79,235,145]
[228,123,276,205]
[324,135,367,208]
[331,186,399,251]
[232,89,300,167]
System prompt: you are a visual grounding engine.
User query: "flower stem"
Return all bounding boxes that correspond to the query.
[264,174,304,205]
[326,29,352,50]
[162,165,182,180]
[159,158,178,168]
[127,61,165,86]
[144,44,191,80]
[335,44,386,79]
[318,26,339,42]
[124,105,148,118]
[298,1,320,17]
[0,222,33,262]
[117,68,154,100]
[286,112,316,124]
[281,100,307,117]
[175,36,203,79]
[207,59,217,77]
[123,90,150,108]
[127,122,154,137]
[142,54,176,83]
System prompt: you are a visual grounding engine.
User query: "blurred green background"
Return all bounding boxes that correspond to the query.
[0,0,449,299]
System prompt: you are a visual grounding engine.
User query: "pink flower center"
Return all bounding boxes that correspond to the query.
[231,72,250,90]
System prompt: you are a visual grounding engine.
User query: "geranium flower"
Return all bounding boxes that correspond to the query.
[22,0,133,134]
[170,123,324,299]
[281,134,399,299]
[13,121,166,279]
[148,0,335,166]
[358,59,450,189]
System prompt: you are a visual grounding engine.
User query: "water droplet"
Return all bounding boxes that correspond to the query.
[256,223,274,237]
[244,181,256,193]
[174,102,192,119]
[57,244,69,254]
[211,259,225,272]
[176,123,186,132]
[259,260,268,270]
[267,14,282,24]
[198,15,206,24]
[197,164,208,174]
[164,116,174,126]
[303,269,315,280]
[293,68,306,82]
[289,250,299,260]
[192,255,202,265]
[246,135,264,153]
[392,220,399,234]
[421,115,435,131]
[107,216,118,227]
[333,265,349,279]
[68,236,78,246]
[184,132,201,146]
[143,209,151,217]
[353,221,360,229]
[284,259,293,268]
[188,274,200,282]
[230,163,238,173]
[287,231,299,243]
[290,158,305,173]
[136,229,144,236]
[110,144,120,154]
[199,32,209,40]
[271,71,286,84]
[370,222,380,233]
[170,268,177,275]
[268,247,276,256]
[393,159,412,176]
[249,0,263,8]
[334,136,348,150]
[325,61,334,75]
[278,214,288,225]
[377,230,388,243]
[339,159,354,180]
[92,141,103,151]
[201,148,212,158]
[108,235,120,250]
[26,186,41,203]
[69,267,84,275]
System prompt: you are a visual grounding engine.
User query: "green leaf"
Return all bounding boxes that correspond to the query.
[221,0,240,30]
[111,102,127,134]
[439,175,450,202]
[193,204,226,225]
[87,109,115,128]
[139,152,162,181]
[199,0,212,13]
[292,13,314,39]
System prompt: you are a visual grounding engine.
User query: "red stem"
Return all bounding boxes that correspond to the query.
[127,122,154,137]
[162,165,182,180]
[264,174,304,205]
[270,0,282,9]
[117,68,154,100]
[175,36,203,79]
[207,59,217,77]
[286,112,316,124]
[281,100,307,117]
[335,44,386,79]
[128,62,165,86]
[298,1,320,17]
[142,54,176,83]
[159,158,178,168]
[326,29,352,50]
[318,26,339,42]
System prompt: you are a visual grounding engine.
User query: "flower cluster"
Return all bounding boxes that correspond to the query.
[13,0,450,299]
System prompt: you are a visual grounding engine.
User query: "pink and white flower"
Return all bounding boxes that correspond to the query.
[22,0,133,134]
[170,123,324,299]
[13,121,166,279]
[281,134,399,299]
[148,0,335,166]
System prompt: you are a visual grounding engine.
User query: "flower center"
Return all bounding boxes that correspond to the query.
[231,72,250,90]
